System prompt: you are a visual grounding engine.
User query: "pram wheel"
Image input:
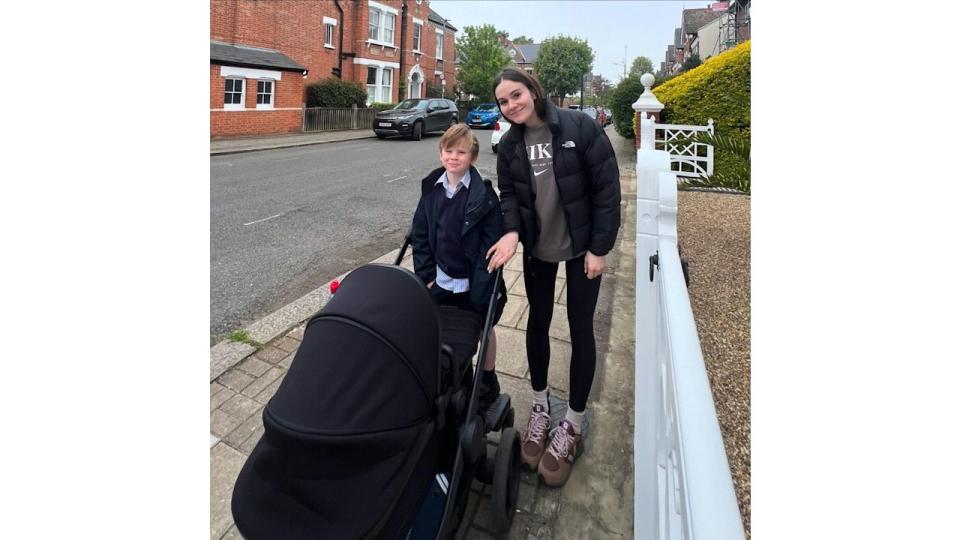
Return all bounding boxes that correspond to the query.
[492,427,521,533]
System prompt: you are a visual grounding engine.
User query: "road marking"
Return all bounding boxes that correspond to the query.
[243,209,296,226]
[386,175,408,183]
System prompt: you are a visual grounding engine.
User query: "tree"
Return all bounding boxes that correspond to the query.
[533,35,594,100]
[456,25,513,101]
[629,56,654,78]
[592,75,613,106]
[512,35,534,44]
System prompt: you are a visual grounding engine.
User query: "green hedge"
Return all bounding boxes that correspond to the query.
[655,41,750,191]
[655,41,750,136]
[609,75,644,139]
[306,77,368,108]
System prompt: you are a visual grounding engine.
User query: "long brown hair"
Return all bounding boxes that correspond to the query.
[492,68,547,122]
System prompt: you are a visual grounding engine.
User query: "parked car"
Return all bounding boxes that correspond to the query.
[373,98,458,140]
[603,108,613,126]
[465,103,500,129]
[490,119,511,153]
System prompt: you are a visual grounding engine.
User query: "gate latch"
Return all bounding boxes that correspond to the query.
[648,252,659,282]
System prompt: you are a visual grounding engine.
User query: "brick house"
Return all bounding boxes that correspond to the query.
[210,0,457,138]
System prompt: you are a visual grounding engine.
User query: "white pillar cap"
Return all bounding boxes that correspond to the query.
[632,72,664,113]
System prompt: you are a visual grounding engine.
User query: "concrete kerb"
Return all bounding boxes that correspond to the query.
[208,247,405,382]
[210,131,376,156]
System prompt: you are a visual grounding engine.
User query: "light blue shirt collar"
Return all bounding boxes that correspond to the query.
[435,169,472,198]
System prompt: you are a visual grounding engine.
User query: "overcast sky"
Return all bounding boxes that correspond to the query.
[429,0,700,83]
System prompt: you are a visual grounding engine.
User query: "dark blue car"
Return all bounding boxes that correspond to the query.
[465,103,500,129]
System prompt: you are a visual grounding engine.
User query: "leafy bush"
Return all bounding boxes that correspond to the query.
[306,77,367,108]
[655,41,750,191]
[425,82,443,98]
[609,74,644,138]
[369,102,397,110]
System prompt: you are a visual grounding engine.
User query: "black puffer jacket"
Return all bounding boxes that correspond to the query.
[496,100,621,256]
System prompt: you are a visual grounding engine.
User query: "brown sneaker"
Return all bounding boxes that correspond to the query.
[538,420,582,487]
[520,403,551,469]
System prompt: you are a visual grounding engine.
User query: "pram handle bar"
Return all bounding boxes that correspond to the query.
[394,228,413,266]
[465,267,502,421]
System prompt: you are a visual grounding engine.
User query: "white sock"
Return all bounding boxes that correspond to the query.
[532,388,549,411]
[564,406,585,435]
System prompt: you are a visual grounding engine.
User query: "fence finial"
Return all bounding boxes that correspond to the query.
[632,73,664,114]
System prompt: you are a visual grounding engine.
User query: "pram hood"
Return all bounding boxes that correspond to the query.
[232,264,443,539]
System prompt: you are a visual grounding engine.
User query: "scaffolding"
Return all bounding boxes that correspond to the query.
[719,0,751,52]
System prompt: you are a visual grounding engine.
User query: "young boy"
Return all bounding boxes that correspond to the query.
[410,124,507,411]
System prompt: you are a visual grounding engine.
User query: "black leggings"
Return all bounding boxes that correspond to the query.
[523,252,601,413]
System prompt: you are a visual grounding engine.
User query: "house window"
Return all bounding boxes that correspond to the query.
[436,30,444,60]
[413,22,422,51]
[368,10,380,40]
[367,2,397,46]
[365,65,394,104]
[324,16,337,48]
[381,68,392,103]
[366,66,378,101]
[325,24,335,47]
[224,78,244,110]
[383,12,395,43]
[256,80,274,109]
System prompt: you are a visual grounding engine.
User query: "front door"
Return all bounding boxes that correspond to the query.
[410,73,421,99]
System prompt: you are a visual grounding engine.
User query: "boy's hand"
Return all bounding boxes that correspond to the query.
[585,251,605,279]
[486,232,519,272]
[427,280,434,289]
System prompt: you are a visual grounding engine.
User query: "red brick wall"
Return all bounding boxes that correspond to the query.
[211,0,345,85]
[209,0,458,135]
[210,64,304,137]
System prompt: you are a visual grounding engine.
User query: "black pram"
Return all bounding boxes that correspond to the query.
[231,254,521,539]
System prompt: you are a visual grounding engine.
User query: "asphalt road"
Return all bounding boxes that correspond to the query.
[210,128,500,344]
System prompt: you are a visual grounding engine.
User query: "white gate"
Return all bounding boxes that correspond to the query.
[655,119,715,179]
[634,113,745,540]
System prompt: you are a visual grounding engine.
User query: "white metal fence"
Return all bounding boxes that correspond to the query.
[302,106,380,132]
[634,113,745,540]
[655,119,715,179]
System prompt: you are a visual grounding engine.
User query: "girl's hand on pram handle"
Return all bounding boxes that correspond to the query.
[486,231,519,273]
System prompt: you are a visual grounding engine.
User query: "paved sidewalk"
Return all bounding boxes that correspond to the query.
[209,126,641,539]
[210,129,375,155]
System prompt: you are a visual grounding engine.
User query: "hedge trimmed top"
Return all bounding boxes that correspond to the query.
[655,40,750,138]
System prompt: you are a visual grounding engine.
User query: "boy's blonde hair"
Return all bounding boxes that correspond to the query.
[439,124,480,159]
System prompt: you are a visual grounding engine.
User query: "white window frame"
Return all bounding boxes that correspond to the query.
[357,59,399,105]
[256,79,274,110]
[355,58,400,102]
[219,66,282,111]
[224,78,245,111]
[366,66,378,104]
[324,16,337,49]
[367,1,398,47]
[435,28,444,61]
[412,18,423,52]
[381,68,393,103]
